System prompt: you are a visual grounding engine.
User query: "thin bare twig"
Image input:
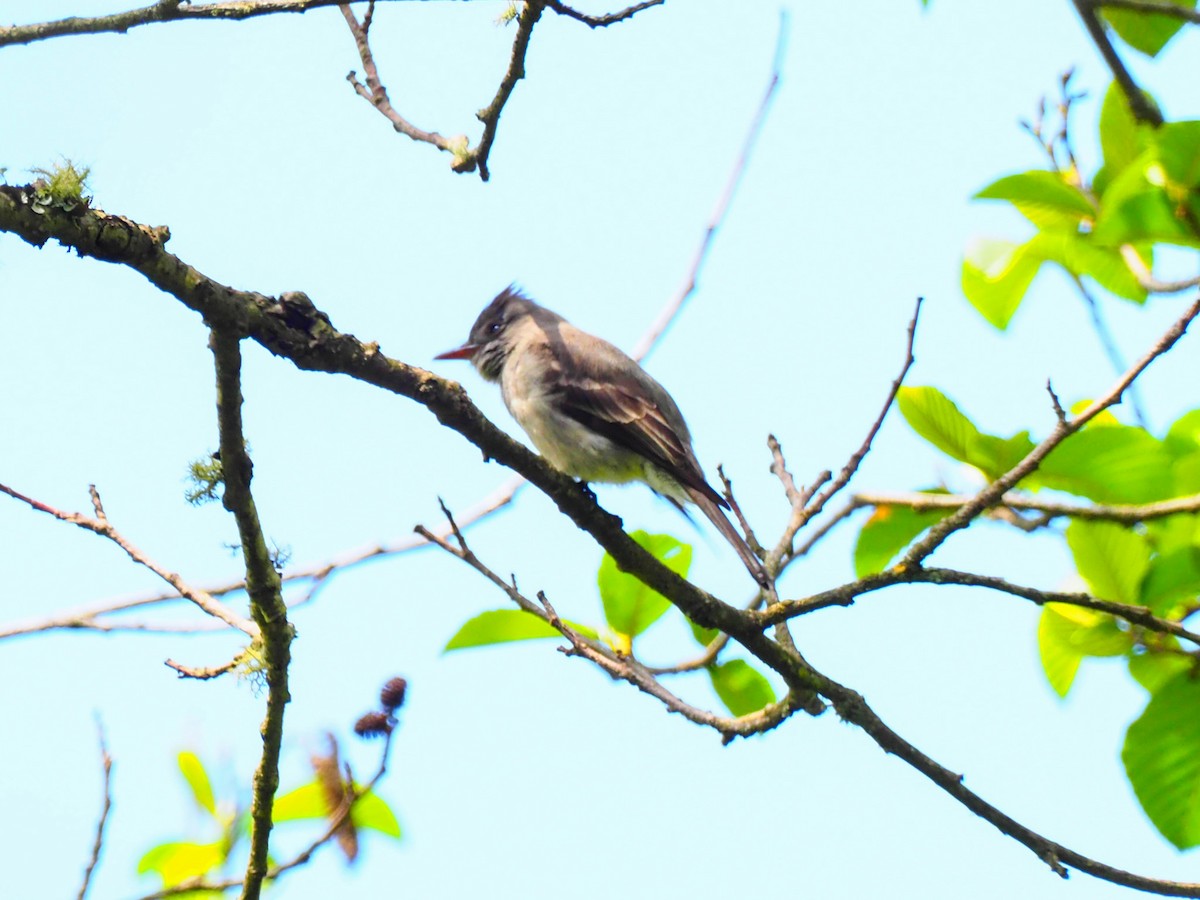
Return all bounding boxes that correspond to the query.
[631,10,790,359]
[340,0,542,180]
[165,652,248,680]
[852,489,1200,525]
[420,499,794,742]
[1121,246,1200,294]
[76,717,113,900]
[760,565,1200,647]
[766,297,922,573]
[340,3,460,159]
[0,0,398,48]
[0,482,257,637]
[542,0,665,28]
[471,0,544,181]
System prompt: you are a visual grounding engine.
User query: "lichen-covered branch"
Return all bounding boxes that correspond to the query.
[208,329,292,900]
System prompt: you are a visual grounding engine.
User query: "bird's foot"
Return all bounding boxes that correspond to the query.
[575,480,598,503]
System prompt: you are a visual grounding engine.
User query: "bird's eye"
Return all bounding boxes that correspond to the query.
[487,321,503,335]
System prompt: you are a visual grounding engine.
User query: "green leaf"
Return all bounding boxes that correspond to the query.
[1129,650,1193,694]
[1165,409,1200,458]
[854,495,955,577]
[1147,512,1200,556]
[1102,0,1194,56]
[272,781,328,822]
[1099,81,1154,179]
[897,386,982,464]
[962,238,1042,329]
[178,751,216,817]
[1123,673,1200,849]
[138,841,226,886]
[687,617,719,648]
[443,609,597,652]
[708,660,776,716]
[1065,520,1151,604]
[1140,547,1200,616]
[1038,605,1084,697]
[1038,602,1133,697]
[273,781,401,839]
[1036,426,1173,503]
[1156,121,1200,188]
[969,430,1036,480]
[1025,230,1147,302]
[352,790,403,839]
[974,170,1094,227]
[598,531,691,639]
[1094,127,1200,249]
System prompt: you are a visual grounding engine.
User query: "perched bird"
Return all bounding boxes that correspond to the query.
[435,286,769,586]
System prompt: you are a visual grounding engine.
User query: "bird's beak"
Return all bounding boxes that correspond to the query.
[434,343,479,361]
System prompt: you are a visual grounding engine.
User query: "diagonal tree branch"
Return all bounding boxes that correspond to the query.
[1071,0,1165,126]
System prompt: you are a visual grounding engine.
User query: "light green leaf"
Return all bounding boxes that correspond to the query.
[443,609,597,652]
[178,751,216,817]
[274,781,401,839]
[687,617,719,648]
[1140,547,1200,616]
[1038,603,1133,697]
[1147,512,1200,556]
[1095,133,1200,249]
[1065,520,1151,604]
[272,781,328,822]
[854,495,955,577]
[1156,121,1200,188]
[962,238,1042,329]
[1025,230,1147,302]
[352,790,403,838]
[1165,409,1200,457]
[897,386,982,464]
[598,531,691,639]
[1099,81,1154,179]
[974,170,1094,227]
[1123,673,1200,849]
[1102,0,1194,56]
[1038,605,1084,697]
[969,430,1036,480]
[708,660,776,716]
[1129,650,1193,694]
[1036,426,1173,503]
[138,841,226,886]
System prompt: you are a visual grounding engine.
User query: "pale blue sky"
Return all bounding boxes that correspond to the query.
[2,2,1199,898]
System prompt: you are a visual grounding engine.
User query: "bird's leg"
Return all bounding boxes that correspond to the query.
[575,479,598,503]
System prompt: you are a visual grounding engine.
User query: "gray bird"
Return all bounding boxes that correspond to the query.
[435,286,769,586]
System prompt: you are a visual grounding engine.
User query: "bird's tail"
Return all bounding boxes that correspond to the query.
[686,487,770,587]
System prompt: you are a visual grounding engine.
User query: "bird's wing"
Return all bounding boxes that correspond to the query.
[550,373,728,509]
